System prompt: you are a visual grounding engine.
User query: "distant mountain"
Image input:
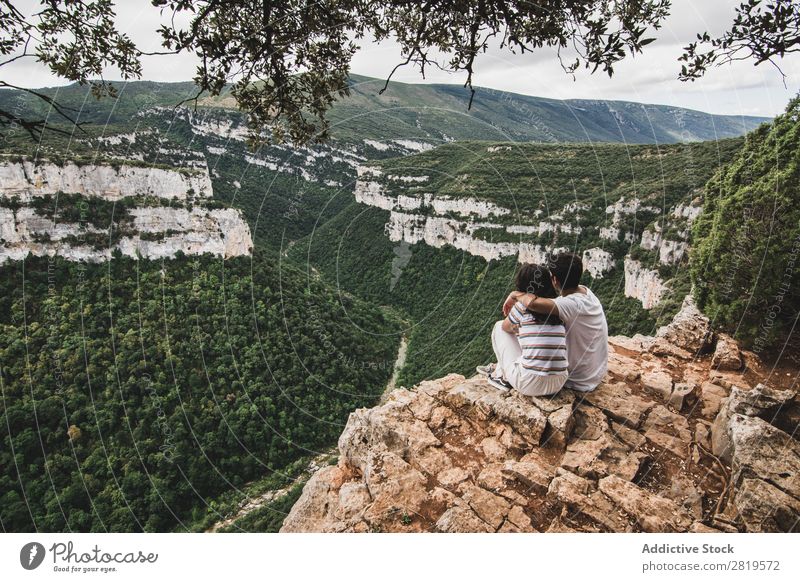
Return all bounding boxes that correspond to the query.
[0,76,769,145]
[329,74,770,144]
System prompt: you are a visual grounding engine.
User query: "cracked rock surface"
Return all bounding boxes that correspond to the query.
[281,303,799,533]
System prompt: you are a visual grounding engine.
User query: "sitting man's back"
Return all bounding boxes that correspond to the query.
[552,275,608,392]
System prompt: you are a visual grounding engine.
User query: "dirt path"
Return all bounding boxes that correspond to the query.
[380,335,408,404]
[206,450,335,532]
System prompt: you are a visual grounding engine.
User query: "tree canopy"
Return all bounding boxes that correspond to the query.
[680,0,800,81]
[3,0,795,145]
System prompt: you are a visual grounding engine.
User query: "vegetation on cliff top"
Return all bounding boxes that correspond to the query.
[691,96,800,354]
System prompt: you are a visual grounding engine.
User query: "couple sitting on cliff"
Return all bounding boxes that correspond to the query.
[478,252,608,397]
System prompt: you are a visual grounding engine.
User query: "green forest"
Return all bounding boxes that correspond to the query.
[691,97,800,353]
[0,253,399,531]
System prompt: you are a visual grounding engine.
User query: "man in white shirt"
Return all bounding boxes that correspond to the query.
[504,252,608,392]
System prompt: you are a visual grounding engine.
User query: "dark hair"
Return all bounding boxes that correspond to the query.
[514,263,557,297]
[548,252,583,290]
[514,263,561,324]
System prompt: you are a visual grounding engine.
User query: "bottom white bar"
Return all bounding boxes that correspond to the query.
[1,533,796,581]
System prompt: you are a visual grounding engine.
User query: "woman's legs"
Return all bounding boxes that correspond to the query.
[491,320,522,381]
[515,372,569,397]
[491,321,567,396]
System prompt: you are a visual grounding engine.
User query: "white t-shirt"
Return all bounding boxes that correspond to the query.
[553,286,608,392]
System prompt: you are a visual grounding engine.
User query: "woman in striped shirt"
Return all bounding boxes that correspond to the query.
[478,263,569,397]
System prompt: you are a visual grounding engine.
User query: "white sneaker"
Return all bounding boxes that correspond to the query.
[476,363,496,376]
[487,375,513,392]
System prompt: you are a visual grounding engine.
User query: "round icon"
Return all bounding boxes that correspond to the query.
[20,542,46,570]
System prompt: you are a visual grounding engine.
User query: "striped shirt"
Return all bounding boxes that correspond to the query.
[507,301,568,376]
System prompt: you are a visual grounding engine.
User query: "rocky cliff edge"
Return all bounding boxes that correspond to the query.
[281,297,799,533]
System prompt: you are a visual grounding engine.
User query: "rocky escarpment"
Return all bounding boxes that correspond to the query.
[0,158,212,201]
[623,257,667,309]
[353,157,705,310]
[622,200,702,306]
[0,159,253,263]
[354,165,614,278]
[282,299,799,533]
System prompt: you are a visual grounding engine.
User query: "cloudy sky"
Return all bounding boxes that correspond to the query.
[5,0,799,117]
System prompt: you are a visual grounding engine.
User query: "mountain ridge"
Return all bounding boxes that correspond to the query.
[0,76,769,145]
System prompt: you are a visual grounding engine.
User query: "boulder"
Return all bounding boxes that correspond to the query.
[727,415,800,504]
[547,469,628,531]
[641,370,673,401]
[669,382,695,411]
[506,505,535,532]
[476,464,507,491]
[607,352,641,381]
[458,483,512,529]
[733,478,800,532]
[648,338,692,360]
[608,334,653,354]
[711,333,743,371]
[581,382,655,429]
[441,378,548,445]
[480,437,507,461]
[643,405,692,458]
[502,460,554,493]
[711,383,796,460]
[437,467,471,488]
[700,382,728,419]
[436,505,493,533]
[655,295,713,353]
[561,432,647,482]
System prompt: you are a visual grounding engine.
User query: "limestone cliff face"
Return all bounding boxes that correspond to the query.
[354,168,619,278]
[0,159,213,201]
[623,257,666,309]
[281,300,800,533]
[640,225,690,265]
[381,211,555,264]
[0,205,253,263]
[582,247,614,279]
[354,169,701,304]
[600,197,655,244]
[0,159,253,263]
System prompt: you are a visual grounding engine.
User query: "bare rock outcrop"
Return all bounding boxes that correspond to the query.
[711,333,743,371]
[656,295,713,353]
[0,160,253,263]
[623,257,666,309]
[281,324,798,533]
[0,158,212,201]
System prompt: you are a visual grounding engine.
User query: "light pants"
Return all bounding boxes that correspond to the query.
[491,320,568,397]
